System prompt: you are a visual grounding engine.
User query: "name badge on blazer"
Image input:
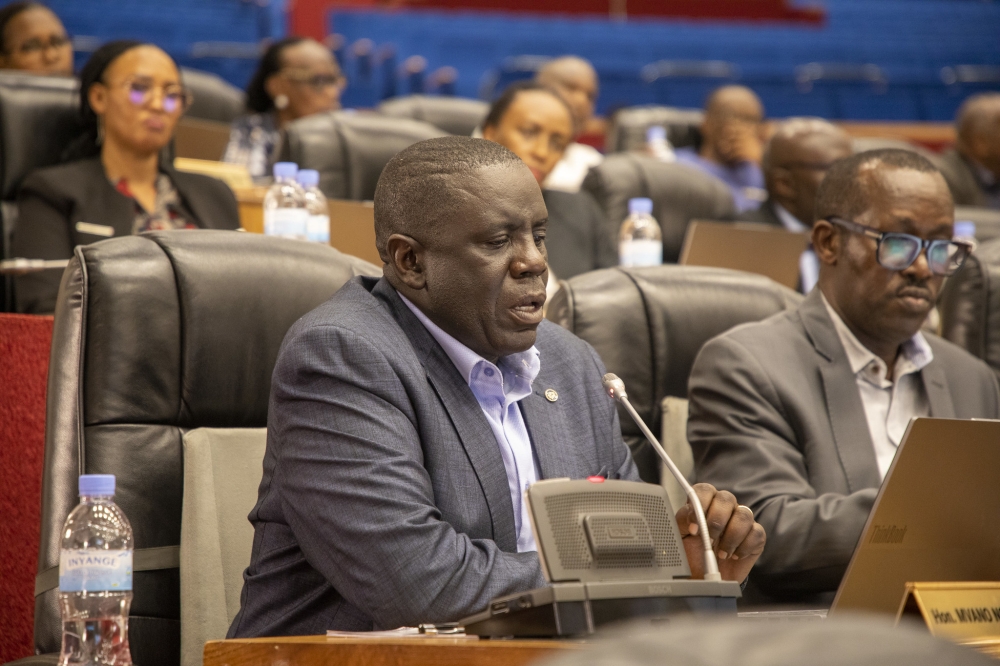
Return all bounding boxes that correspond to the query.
[75,222,115,237]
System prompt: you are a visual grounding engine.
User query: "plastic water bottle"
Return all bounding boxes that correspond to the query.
[263,162,308,240]
[297,169,330,244]
[619,197,663,267]
[59,474,133,666]
[646,125,675,162]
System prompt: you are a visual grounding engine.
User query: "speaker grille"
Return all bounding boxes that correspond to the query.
[544,491,682,570]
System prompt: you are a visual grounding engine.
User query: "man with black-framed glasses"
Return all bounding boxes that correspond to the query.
[687,148,1000,605]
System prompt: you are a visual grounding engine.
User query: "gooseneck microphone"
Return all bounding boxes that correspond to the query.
[602,373,722,581]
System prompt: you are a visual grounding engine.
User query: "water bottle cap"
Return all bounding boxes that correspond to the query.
[954,220,976,239]
[79,474,115,497]
[629,197,654,215]
[273,162,298,180]
[297,169,320,187]
[646,125,666,141]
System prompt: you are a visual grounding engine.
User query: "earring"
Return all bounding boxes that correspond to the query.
[274,94,289,110]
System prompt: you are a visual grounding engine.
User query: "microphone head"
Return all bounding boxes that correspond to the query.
[602,373,627,401]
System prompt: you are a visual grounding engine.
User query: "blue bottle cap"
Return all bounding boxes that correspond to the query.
[273,162,298,180]
[646,125,666,142]
[297,169,320,188]
[954,220,976,240]
[79,474,115,497]
[629,197,654,215]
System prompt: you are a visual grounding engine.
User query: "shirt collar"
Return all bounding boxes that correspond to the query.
[398,291,540,389]
[820,291,933,382]
[773,202,809,233]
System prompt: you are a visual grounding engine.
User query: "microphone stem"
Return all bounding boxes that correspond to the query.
[619,395,722,581]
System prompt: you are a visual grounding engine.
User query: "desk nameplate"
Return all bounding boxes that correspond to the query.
[897,582,1000,643]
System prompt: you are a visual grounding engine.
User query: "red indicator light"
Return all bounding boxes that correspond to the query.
[587,476,605,483]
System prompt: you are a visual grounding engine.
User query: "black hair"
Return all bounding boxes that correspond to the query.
[482,80,575,133]
[815,148,944,224]
[374,136,524,256]
[244,36,307,113]
[62,39,150,160]
[0,1,45,53]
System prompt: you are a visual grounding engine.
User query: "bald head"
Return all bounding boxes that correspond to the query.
[374,136,525,256]
[535,56,598,130]
[705,85,764,123]
[700,85,765,166]
[762,118,853,224]
[956,93,1000,179]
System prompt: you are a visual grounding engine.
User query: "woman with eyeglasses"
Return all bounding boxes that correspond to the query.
[0,2,72,76]
[11,40,240,314]
[223,37,345,182]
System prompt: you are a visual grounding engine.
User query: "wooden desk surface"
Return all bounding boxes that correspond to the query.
[204,635,576,666]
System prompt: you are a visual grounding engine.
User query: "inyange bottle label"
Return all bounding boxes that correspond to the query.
[59,550,133,592]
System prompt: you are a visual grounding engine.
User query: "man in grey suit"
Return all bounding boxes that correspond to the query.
[689,148,998,605]
[937,93,1000,209]
[229,137,765,636]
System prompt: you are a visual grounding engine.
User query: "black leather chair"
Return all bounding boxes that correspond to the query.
[377,94,489,136]
[581,153,737,263]
[955,205,1000,243]
[0,72,82,311]
[605,105,704,153]
[939,237,1000,385]
[547,265,801,482]
[179,67,245,124]
[277,111,447,200]
[28,231,379,666]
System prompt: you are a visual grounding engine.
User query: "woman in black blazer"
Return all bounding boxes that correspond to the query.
[12,39,240,314]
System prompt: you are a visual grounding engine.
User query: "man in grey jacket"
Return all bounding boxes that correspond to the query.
[229,137,765,636]
[689,149,999,605]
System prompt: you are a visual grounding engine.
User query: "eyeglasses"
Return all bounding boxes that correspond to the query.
[281,69,346,92]
[111,77,193,114]
[828,216,974,276]
[11,33,70,56]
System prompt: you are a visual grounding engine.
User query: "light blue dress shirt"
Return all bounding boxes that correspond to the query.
[399,293,541,553]
[774,202,819,294]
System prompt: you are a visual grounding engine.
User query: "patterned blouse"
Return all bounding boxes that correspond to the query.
[222,112,280,183]
[114,174,197,235]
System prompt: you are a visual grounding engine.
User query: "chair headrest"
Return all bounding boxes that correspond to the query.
[582,154,736,262]
[548,265,800,459]
[280,111,448,200]
[0,72,81,200]
[940,236,1000,380]
[606,105,704,153]
[377,95,489,136]
[180,67,246,123]
[53,230,380,428]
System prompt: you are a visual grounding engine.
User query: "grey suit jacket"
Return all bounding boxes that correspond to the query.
[543,188,618,280]
[688,288,1000,603]
[228,276,638,636]
[937,148,992,209]
[740,198,783,228]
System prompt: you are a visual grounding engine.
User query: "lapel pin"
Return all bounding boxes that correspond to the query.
[544,388,558,403]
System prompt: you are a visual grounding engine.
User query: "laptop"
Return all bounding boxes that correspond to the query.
[679,220,809,290]
[830,417,1000,616]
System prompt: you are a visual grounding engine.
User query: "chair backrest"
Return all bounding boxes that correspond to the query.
[0,72,82,311]
[605,105,704,153]
[581,153,737,263]
[180,68,246,124]
[180,428,267,666]
[34,231,380,666]
[377,94,488,136]
[939,237,1000,385]
[278,111,447,200]
[547,265,801,482]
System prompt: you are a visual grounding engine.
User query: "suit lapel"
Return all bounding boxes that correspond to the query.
[372,280,518,552]
[520,388,573,481]
[922,358,956,418]
[799,290,881,492]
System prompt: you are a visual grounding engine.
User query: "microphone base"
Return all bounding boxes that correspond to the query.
[460,579,740,638]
